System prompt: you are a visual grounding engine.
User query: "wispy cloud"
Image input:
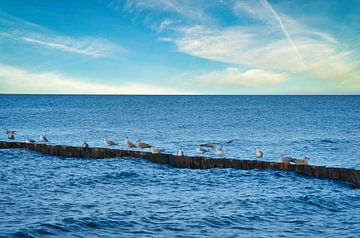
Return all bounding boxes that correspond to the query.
[0,11,127,58]
[17,34,125,58]
[307,51,360,86]
[259,0,306,70]
[147,0,359,88]
[0,10,46,31]
[197,67,287,87]
[121,0,210,23]
[122,0,359,85]
[170,25,311,72]
[0,64,190,94]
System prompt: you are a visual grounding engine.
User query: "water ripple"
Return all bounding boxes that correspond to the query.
[1,95,360,237]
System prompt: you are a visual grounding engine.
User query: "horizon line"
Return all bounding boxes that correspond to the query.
[1,93,360,96]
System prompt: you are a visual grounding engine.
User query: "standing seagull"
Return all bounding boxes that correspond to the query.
[104,136,117,146]
[136,140,151,150]
[255,147,263,158]
[39,134,48,143]
[25,138,35,143]
[5,130,16,140]
[200,140,234,156]
[124,136,136,148]
[177,146,184,156]
[82,141,89,148]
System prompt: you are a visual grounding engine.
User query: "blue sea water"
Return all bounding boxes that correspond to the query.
[0,95,360,237]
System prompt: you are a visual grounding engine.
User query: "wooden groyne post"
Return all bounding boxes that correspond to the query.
[1,141,359,187]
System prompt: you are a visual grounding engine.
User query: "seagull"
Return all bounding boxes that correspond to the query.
[124,136,136,148]
[278,156,295,164]
[294,156,310,165]
[104,136,117,146]
[39,134,48,142]
[5,130,16,140]
[151,147,164,154]
[136,140,151,150]
[176,146,184,156]
[25,138,35,143]
[200,140,234,156]
[82,141,89,148]
[195,146,208,154]
[255,147,263,158]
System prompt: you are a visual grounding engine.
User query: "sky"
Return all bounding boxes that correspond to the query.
[0,0,359,94]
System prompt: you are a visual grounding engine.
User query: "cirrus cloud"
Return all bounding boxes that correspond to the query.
[197,67,287,87]
[18,34,125,58]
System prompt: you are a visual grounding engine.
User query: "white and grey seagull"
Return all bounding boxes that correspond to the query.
[104,136,117,146]
[124,136,136,148]
[200,140,234,156]
[5,129,16,140]
[82,141,89,148]
[176,146,184,156]
[255,147,263,158]
[39,134,48,143]
[25,138,35,143]
[136,140,151,150]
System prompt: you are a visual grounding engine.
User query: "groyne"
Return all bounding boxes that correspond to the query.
[1,141,359,187]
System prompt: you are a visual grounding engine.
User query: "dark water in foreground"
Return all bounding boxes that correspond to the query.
[0,95,360,237]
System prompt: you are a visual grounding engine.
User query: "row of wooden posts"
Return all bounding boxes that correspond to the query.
[1,141,359,187]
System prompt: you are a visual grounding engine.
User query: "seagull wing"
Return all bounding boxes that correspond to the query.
[220,140,234,149]
[199,144,217,150]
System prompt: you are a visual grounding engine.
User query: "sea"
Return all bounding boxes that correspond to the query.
[0,95,359,237]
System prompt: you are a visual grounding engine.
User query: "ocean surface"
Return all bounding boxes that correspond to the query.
[0,95,360,237]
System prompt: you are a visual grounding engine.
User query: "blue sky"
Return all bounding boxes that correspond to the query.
[0,0,359,94]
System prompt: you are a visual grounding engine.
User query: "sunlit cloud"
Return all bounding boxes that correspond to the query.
[197,67,287,87]
[147,0,359,88]
[1,1,359,94]
[307,52,360,87]
[171,25,317,72]
[0,64,191,94]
